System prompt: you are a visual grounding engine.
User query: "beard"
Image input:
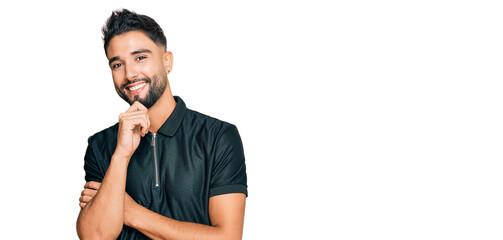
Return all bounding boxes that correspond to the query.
[115,74,167,109]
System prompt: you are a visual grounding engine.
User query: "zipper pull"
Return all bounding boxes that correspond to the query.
[152,133,156,147]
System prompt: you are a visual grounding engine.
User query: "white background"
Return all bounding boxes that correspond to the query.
[0,0,502,239]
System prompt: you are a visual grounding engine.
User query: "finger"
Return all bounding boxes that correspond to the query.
[119,111,148,125]
[82,188,98,197]
[119,111,150,123]
[126,101,148,113]
[145,115,150,135]
[120,110,148,118]
[119,110,150,134]
[120,111,149,124]
[119,113,150,139]
[143,117,150,136]
[84,181,101,190]
[79,202,86,209]
[79,195,93,203]
[122,116,149,133]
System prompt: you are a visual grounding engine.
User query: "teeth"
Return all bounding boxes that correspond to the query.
[129,83,146,91]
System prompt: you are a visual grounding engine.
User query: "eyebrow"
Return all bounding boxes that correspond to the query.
[131,49,152,55]
[108,49,153,65]
[108,56,119,65]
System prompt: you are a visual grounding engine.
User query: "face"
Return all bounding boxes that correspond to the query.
[106,30,172,108]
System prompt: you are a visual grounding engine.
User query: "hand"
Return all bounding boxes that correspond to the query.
[79,181,138,225]
[79,181,101,209]
[115,101,150,159]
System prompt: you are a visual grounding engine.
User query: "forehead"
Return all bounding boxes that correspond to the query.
[106,30,161,58]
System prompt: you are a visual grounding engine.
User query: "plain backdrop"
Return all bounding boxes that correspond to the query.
[0,0,502,239]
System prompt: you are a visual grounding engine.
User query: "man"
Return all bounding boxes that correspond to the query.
[76,9,247,240]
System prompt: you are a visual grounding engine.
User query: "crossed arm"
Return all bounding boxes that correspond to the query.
[76,152,245,240]
[77,179,246,240]
[77,102,246,239]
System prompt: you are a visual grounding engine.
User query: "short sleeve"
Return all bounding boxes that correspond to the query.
[84,136,105,182]
[209,125,248,198]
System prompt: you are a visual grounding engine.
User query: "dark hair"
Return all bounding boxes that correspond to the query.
[102,9,167,54]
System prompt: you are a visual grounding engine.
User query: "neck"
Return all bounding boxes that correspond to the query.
[147,84,176,133]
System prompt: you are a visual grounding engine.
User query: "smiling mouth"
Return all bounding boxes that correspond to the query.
[126,82,147,93]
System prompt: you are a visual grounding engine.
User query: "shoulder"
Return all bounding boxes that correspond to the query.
[87,123,119,146]
[183,108,243,157]
[184,108,237,136]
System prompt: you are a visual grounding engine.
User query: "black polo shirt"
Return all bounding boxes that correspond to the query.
[83,96,247,239]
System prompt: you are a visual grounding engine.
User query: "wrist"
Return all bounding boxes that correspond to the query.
[111,151,131,163]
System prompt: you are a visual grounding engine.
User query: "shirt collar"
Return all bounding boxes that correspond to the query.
[157,96,187,137]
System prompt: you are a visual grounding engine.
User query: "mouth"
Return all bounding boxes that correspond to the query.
[125,82,147,95]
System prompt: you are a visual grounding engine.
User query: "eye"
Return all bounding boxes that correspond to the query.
[136,56,147,61]
[112,63,122,69]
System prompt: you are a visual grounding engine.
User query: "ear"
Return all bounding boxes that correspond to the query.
[162,51,173,75]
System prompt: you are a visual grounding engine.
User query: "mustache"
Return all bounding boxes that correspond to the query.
[120,77,152,90]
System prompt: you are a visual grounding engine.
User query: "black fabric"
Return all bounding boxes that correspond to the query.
[83,96,247,239]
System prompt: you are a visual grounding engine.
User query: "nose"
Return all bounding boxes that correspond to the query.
[125,63,138,81]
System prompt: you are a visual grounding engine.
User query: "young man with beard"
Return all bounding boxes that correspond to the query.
[76,9,247,240]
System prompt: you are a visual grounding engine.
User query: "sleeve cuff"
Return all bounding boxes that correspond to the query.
[209,184,248,198]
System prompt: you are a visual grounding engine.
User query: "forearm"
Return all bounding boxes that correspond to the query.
[77,154,129,239]
[125,205,233,240]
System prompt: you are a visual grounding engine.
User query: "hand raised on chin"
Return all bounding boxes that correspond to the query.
[115,101,150,160]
